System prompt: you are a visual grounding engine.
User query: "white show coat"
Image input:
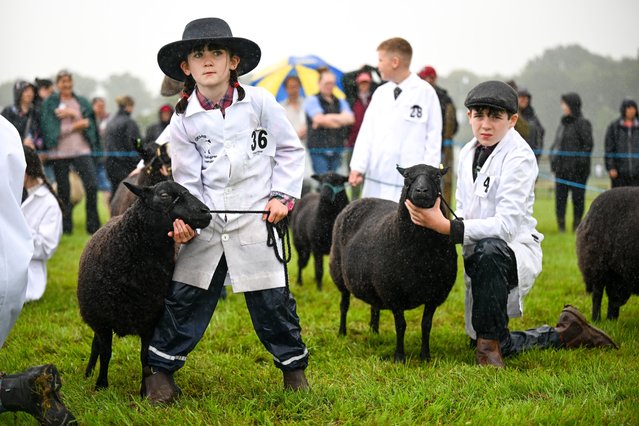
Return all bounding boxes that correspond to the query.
[456,128,544,339]
[21,184,63,302]
[0,116,34,348]
[350,72,442,201]
[170,86,305,293]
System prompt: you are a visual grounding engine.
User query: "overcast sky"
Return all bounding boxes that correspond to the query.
[2,0,638,94]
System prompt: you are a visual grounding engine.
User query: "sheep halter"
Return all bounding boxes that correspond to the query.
[320,182,346,202]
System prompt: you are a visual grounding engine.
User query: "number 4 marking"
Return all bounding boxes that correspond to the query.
[483,177,491,193]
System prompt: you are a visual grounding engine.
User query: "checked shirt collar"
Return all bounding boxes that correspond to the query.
[196,85,235,117]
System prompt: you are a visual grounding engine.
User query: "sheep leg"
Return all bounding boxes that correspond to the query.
[338,291,350,336]
[314,252,324,290]
[84,333,101,378]
[370,306,380,334]
[420,305,436,361]
[94,330,113,390]
[591,284,603,322]
[392,310,407,363]
[296,249,310,285]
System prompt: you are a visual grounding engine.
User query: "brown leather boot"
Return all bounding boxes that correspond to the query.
[0,364,76,425]
[476,338,505,368]
[556,305,619,349]
[141,367,181,405]
[283,369,309,391]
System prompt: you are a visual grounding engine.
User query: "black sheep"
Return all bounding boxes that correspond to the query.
[329,164,457,362]
[576,186,639,321]
[291,173,349,290]
[109,140,172,216]
[77,180,211,390]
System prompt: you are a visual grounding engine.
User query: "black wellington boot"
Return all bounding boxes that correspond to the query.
[0,364,76,425]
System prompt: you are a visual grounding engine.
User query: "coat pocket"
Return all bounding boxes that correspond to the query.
[238,214,268,246]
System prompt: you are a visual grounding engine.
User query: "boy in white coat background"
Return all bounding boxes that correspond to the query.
[348,37,442,202]
[405,81,617,367]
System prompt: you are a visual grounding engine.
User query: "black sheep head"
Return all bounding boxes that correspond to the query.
[397,164,448,208]
[312,172,349,203]
[124,181,211,229]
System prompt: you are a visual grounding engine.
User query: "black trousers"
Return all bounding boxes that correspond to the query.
[147,255,308,373]
[465,238,562,358]
[51,155,100,234]
[555,180,586,229]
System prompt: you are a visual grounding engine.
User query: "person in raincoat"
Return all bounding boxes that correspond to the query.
[404,81,617,368]
[143,17,308,404]
[348,37,442,202]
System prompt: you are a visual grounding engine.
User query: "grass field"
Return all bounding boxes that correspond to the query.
[1,186,637,425]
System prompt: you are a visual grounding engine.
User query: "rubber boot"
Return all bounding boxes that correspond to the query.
[283,369,309,391]
[0,364,76,425]
[555,305,619,349]
[141,367,181,405]
[476,338,505,368]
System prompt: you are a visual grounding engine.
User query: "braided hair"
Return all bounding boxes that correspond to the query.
[174,43,245,115]
[23,145,63,210]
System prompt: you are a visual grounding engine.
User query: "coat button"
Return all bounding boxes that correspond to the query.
[224,141,231,148]
[221,234,229,241]
[224,188,232,194]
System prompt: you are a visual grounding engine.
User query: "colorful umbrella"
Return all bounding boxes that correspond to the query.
[249,55,346,102]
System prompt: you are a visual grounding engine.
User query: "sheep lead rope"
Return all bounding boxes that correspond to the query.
[208,209,293,288]
[437,192,460,221]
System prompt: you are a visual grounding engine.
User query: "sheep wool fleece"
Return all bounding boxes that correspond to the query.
[456,128,544,340]
[169,85,305,292]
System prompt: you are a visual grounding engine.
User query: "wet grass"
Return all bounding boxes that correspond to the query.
[1,189,637,425]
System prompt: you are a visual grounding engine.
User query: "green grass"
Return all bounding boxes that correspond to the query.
[1,188,638,425]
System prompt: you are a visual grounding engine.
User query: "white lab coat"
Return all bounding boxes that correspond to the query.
[0,116,34,348]
[456,128,544,339]
[170,86,305,292]
[21,184,63,302]
[350,73,442,201]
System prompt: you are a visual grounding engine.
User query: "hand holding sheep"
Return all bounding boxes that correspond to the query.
[405,198,451,235]
[168,219,196,243]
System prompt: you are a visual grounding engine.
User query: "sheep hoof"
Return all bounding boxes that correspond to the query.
[393,354,406,364]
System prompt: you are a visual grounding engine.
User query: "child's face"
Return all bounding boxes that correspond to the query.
[180,45,239,90]
[467,108,518,147]
[377,49,397,82]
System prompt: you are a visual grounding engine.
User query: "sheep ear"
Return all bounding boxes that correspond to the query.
[123,181,145,198]
[440,166,450,176]
[396,164,406,176]
[339,175,349,184]
[311,174,321,182]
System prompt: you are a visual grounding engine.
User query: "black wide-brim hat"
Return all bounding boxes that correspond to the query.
[157,17,261,81]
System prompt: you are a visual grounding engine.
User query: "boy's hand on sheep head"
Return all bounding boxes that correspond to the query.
[405,198,451,235]
[263,198,288,224]
[169,219,196,243]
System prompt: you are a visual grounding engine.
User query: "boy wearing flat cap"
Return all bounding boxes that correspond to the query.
[406,81,617,367]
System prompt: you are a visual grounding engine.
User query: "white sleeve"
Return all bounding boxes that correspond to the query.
[260,93,305,198]
[423,90,442,167]
[29,199,62,261]
[349,95,377,174]
[169,114,206,203]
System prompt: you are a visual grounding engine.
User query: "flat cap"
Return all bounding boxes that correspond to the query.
[464,80,518,114]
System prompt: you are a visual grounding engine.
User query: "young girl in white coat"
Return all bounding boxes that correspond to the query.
[405,81,617,368]
[21,146,63,302]
[143,18,308,404]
